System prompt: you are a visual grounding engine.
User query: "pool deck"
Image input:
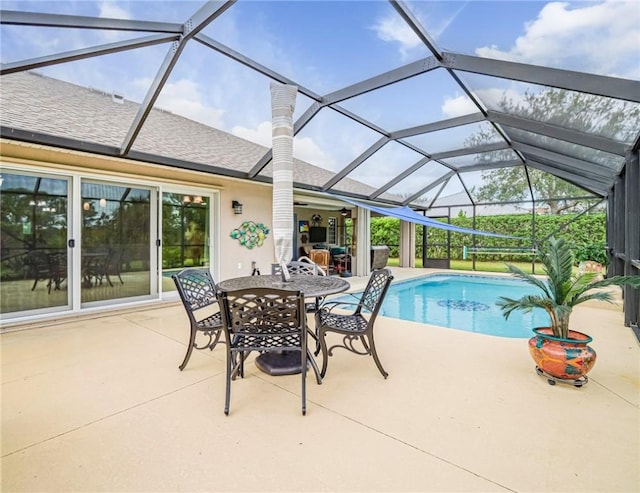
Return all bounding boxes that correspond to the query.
[1,267,639,492]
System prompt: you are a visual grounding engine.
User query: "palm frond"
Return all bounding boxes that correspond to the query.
[573,291,616,306]
[497,295,555,318]
[504,263,552,298]
[542,237,574,303]
[499,236,639,337]
[588,275,640,291]
[565,273,600,306]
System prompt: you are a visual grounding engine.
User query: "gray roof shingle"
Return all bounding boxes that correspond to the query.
[1,71,389,199]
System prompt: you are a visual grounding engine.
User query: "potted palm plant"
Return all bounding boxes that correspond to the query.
[497,237,640,387]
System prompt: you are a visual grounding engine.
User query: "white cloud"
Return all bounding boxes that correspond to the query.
[97,1,131,20]
[232,121,272,147]
[372,15,422,59]
[134,77,225,128]
[294,136,337,170]
[231,120,337,170]
[476,1,640,78]
[442,88,525,118]
[96,2,133,42]
[442,94,478,118]
[372,2,469,58]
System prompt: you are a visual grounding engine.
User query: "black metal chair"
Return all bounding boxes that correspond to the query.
[314,268,393,379]
[271,260,327,374]
[271,260,319,276]
[271,260,324,311]
[218,288,311,415]
[172,268,224,371]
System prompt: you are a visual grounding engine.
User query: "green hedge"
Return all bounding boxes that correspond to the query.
[370,212,606,263]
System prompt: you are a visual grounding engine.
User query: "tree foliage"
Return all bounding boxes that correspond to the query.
[370,212,606,263]
[467,89,638,213]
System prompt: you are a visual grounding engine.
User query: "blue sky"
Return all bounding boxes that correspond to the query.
[2,0,639,200]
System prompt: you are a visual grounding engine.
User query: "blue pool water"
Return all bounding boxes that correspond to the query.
[341,273,550,338]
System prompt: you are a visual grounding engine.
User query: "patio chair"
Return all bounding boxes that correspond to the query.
[309,249,331,275]
[172,268,224,371]
[272,258,324,299]
[297,255,327,275]
[371,245,390,269]
[271,259,326,366]
[314,268,393,379]
[218,288,310,415]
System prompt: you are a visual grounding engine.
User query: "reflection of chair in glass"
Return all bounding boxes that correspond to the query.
[83,251,112,287]
[172,268,224,371]
[106,247,126,284]
[28,250,66,294]
[315,268,394,379]
[47,251,67,292]
[218,288,311,415]
[28,250,52,292]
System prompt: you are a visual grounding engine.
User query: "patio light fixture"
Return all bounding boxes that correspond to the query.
[340,207,349,217]
[232,200,243,215]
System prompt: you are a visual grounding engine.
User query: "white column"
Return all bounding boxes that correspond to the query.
[270,82,297,263]
[400,220,416,267]
[354,207,371,277]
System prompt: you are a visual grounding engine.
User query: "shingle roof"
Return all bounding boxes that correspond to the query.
[0,71,382,198]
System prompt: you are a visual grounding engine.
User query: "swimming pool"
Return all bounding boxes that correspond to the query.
[342,273,550,338]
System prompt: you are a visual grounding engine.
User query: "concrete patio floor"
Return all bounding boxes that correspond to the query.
[1,268,639,492]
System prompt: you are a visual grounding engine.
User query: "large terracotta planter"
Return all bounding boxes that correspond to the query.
[528,327,596,387]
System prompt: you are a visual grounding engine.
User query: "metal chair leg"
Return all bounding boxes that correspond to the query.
[367,335,388,379]
[178,329,197,371]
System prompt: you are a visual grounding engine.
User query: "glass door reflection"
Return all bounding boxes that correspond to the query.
[81,181,152,304]
[161,192,211,293]
[0,171,70,316]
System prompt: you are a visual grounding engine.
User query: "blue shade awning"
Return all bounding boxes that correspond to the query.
[336,196,522,239]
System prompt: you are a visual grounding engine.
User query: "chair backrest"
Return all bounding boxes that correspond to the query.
[371,246,390,269]
[218,288,306,350]
[355,268,394,319]
[309,249,330,274]
[272,259,322,276]
[172,268,218,323]
[298,256,327,276]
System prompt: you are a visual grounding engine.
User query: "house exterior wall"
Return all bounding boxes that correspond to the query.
[0,139,279,324]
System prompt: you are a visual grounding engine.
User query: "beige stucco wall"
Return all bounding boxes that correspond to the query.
[218,179,276,279]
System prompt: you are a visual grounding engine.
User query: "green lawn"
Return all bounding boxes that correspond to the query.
[387,257,540,274]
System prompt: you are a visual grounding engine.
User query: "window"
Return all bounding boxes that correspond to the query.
[327,216,337,244]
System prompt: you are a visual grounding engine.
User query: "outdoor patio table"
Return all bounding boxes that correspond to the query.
[217,274,350,375]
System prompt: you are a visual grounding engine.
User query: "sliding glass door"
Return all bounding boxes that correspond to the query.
[81,180,154,305]
[2,169,216,320]
[161,191,213,293]
[0,171,70,316]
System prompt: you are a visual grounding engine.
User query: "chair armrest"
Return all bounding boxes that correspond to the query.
[319,300,375,315]
[320,300,359,311]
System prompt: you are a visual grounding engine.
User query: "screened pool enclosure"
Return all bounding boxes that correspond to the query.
[1,1,638,325]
